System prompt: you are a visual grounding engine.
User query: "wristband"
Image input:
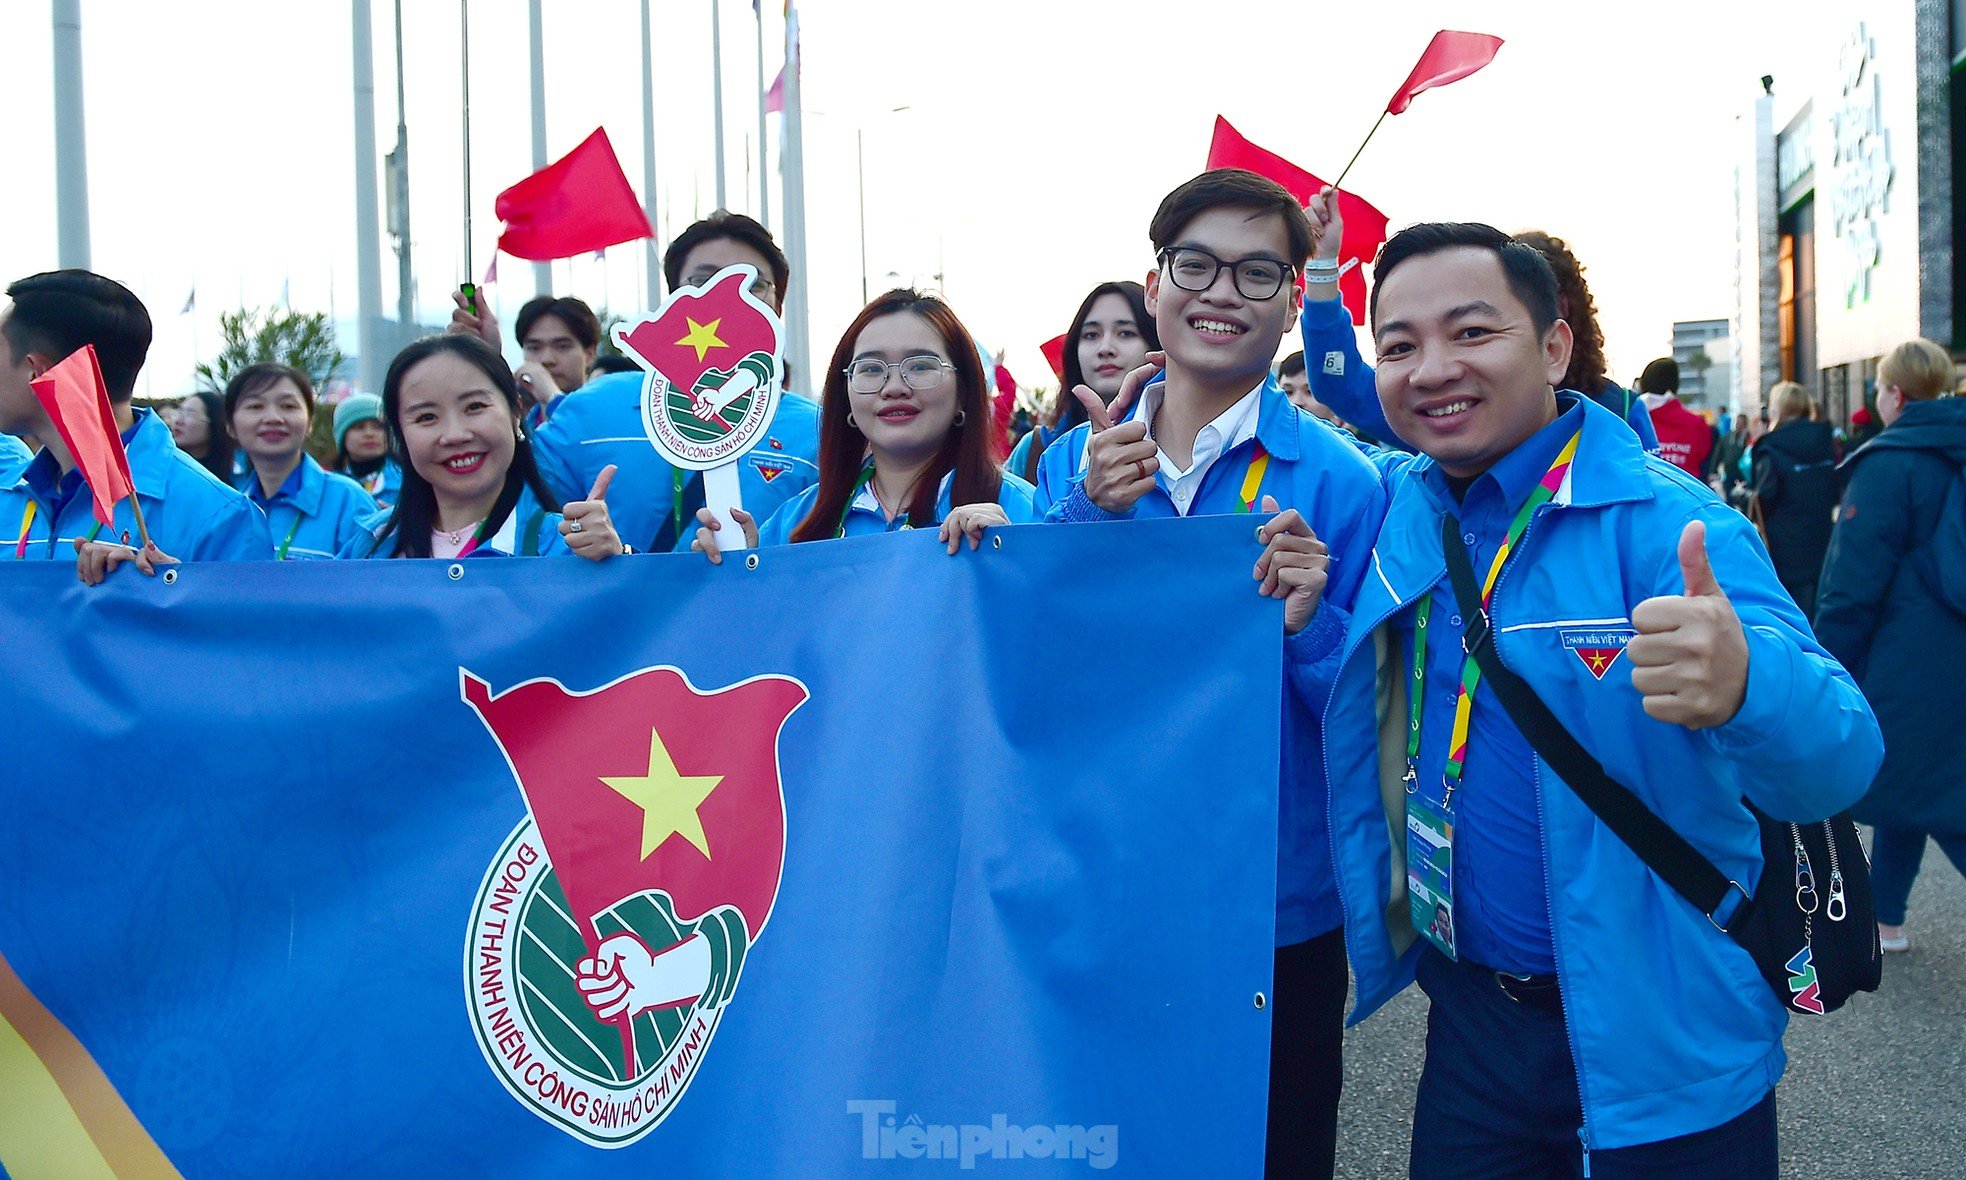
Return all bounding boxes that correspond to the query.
[1304,273,1341,284]
[1303,258,1341,272]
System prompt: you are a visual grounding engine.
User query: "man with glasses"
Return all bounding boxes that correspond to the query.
[1032,168,1387,1179]
[529,211,820,552]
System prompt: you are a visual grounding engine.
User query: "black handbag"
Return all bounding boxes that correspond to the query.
[1438,515,1880,1014]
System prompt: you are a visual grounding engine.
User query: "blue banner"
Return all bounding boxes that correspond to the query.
[0,518,1279,1177]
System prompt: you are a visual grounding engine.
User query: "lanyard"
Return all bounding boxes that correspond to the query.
[275,509,304,561]
[1234,444,1270,513]
[671,466,690,542]
[454,517,493,559]
[835,463,881,539]
[14,500,105,558]
[1406,431,1581,805]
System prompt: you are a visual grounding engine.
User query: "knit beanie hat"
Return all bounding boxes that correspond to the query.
[333,393,385,451]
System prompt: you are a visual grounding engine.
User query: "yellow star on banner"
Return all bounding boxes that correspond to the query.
[676,316,727,363]
[601,729,724,860]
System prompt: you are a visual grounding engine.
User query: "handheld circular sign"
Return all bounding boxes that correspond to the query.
[614,264,786,472]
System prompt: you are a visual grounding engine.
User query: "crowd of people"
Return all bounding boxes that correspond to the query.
[3,166,1963,1179]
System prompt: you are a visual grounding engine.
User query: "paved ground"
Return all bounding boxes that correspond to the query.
[1334,834,1966,1178]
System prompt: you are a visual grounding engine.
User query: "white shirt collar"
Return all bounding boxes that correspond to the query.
[1135,379,1264,514]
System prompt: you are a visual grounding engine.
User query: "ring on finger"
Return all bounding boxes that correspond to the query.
[1134,458,1149,482]
[569,520,585,533]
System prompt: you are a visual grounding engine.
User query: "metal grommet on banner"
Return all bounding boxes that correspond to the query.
[161,568,178,586]
[1253,992,1267,1010]
[745,554,760,571]
[447,563,465,581]
[992,535,1003,549]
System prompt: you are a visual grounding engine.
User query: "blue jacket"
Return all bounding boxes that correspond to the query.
[1,408,272,562]
[755,470,1037,547]
[340,458,404,509]
[530,370,821,553]
[237,455,378,560]
[1034,375,1388,945]
[1298,296,1661,452]
[1323,393,1881,1149]
[0,432,30,483]
[337,484,572,559]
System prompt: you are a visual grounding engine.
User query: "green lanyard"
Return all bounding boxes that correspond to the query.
[671,467,690,543]
[1406,431,1581,807]
[275,510,304,560]
[836,463,880,539]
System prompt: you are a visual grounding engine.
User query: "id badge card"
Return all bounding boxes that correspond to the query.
[1407,793,1458,960]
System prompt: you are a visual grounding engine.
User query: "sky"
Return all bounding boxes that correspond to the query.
[0,0,1844,401]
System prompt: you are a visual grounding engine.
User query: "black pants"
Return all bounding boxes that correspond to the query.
[1266,928,1349,1179]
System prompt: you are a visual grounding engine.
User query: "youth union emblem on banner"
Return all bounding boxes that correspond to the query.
[459,666,807,1146]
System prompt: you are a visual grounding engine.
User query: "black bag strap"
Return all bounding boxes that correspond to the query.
[1436,513,1753,931]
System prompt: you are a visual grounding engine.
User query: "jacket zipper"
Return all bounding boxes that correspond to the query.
[1491,504,1597,1161]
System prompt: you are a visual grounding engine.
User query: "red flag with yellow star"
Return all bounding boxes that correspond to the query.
[461,667,806,942]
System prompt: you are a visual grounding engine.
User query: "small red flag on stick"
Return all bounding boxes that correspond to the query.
[494,127,655,262]
[1207,117,1390,326]
[1334,30,1504,188]
[30,344,150,546]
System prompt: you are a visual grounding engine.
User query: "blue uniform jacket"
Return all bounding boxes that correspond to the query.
[236,455,378,560]
[1,408,272,562]
[341,458,404,509]
[0,432,31,483]
[1298,296,1660,452]
[755,470,1036,547]
[1034,375,1388,945]
[1323,393,1881,1149]
[337,484,572,559]
[530,371,821,553]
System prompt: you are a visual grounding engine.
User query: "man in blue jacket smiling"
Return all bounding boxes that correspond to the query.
[1034,168,1386,1178]
[1322,223,1880,1176]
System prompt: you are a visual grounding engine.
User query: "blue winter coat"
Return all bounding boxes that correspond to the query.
[1298,296,1661,452]
[0,432,30,483]
[1324,393,1880,1150]
[236,455,378,560]
[1815,396,1966,833]
[1034,375,1388,945]
[530,371,821,553]
[337,484,572,559]
[755,470,1036,547]
[1,409,272,563]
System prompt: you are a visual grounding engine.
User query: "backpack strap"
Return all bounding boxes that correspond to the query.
[1437,513,1752,930]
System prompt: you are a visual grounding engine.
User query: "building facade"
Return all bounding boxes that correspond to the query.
[1733,0,1958,428]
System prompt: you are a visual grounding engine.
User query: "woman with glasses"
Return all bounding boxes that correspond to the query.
[339,335,625,560]
[693,288,1033,559]
[168,390,236,482]
[1008,281,1159,485]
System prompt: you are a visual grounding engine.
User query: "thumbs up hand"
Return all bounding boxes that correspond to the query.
[1627,520,1751,729]
[560,464,627,560]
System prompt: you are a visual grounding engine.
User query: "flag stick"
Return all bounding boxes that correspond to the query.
[460,0,475,284]
[125,490,155,552]
[1331,109,1388,191]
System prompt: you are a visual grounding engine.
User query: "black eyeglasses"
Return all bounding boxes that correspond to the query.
[843,355,953,394]
[683,271,777,301]
[1157,246,1294,301]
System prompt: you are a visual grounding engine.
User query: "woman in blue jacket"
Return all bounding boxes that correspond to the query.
[225,363,376,560]
[1006,281,1159,485]
[339,335,624,560]
[332,392,403,508]
[692,289,1034,559]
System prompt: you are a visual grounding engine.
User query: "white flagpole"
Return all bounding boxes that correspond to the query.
[711,0,728,210]
[640,0,662,304]
[755,3,769,226]
[779,2,809,388]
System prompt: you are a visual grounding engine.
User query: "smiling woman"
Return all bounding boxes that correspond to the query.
[337,335,625,561]
[223,363,377,560]
[691,289,1035,560]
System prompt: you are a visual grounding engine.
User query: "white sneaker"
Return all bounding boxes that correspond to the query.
[1878,924,1910,953]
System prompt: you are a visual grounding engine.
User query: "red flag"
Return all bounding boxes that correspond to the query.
[1039,334,1066,382]
[1386,31,1504,115]
[30,345,136,527]
[1206,117,1389,326]
[463,668,807,944]
[494,127,654,262]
